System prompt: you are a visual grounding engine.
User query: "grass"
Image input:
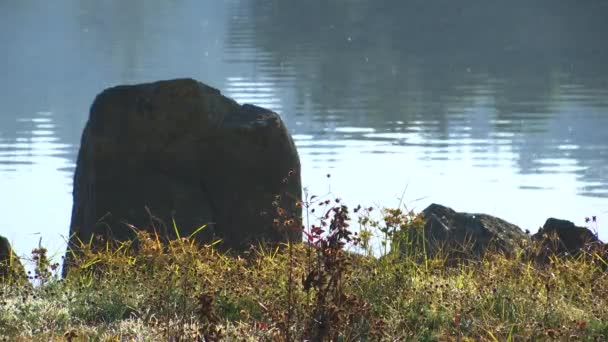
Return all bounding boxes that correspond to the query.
[1,196,607,341]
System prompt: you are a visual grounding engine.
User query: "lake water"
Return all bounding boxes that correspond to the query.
[1,0,607,259]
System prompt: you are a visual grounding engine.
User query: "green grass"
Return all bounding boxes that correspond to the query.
[1,202,607,341]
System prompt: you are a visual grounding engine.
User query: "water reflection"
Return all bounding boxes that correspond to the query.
[229,0,608,198]
[0,111,73,258]
[225,77,284,112]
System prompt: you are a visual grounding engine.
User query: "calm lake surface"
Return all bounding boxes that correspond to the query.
[1,0,607,258]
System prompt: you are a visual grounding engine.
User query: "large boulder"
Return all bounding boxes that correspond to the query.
[405,204,528,260]
[65,79,301,270]
[532,218,602,257]
[0,235,27,284]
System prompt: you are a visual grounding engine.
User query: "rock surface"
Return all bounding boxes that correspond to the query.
[406,204,528,260]
[407,205,606,264]
[532,218,601,256]
[0,235,26,284]
[65,79,301,271]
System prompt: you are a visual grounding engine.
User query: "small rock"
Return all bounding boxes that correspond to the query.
[402,203,528,262]
[0,235,27,285]
[532,218,601,256]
